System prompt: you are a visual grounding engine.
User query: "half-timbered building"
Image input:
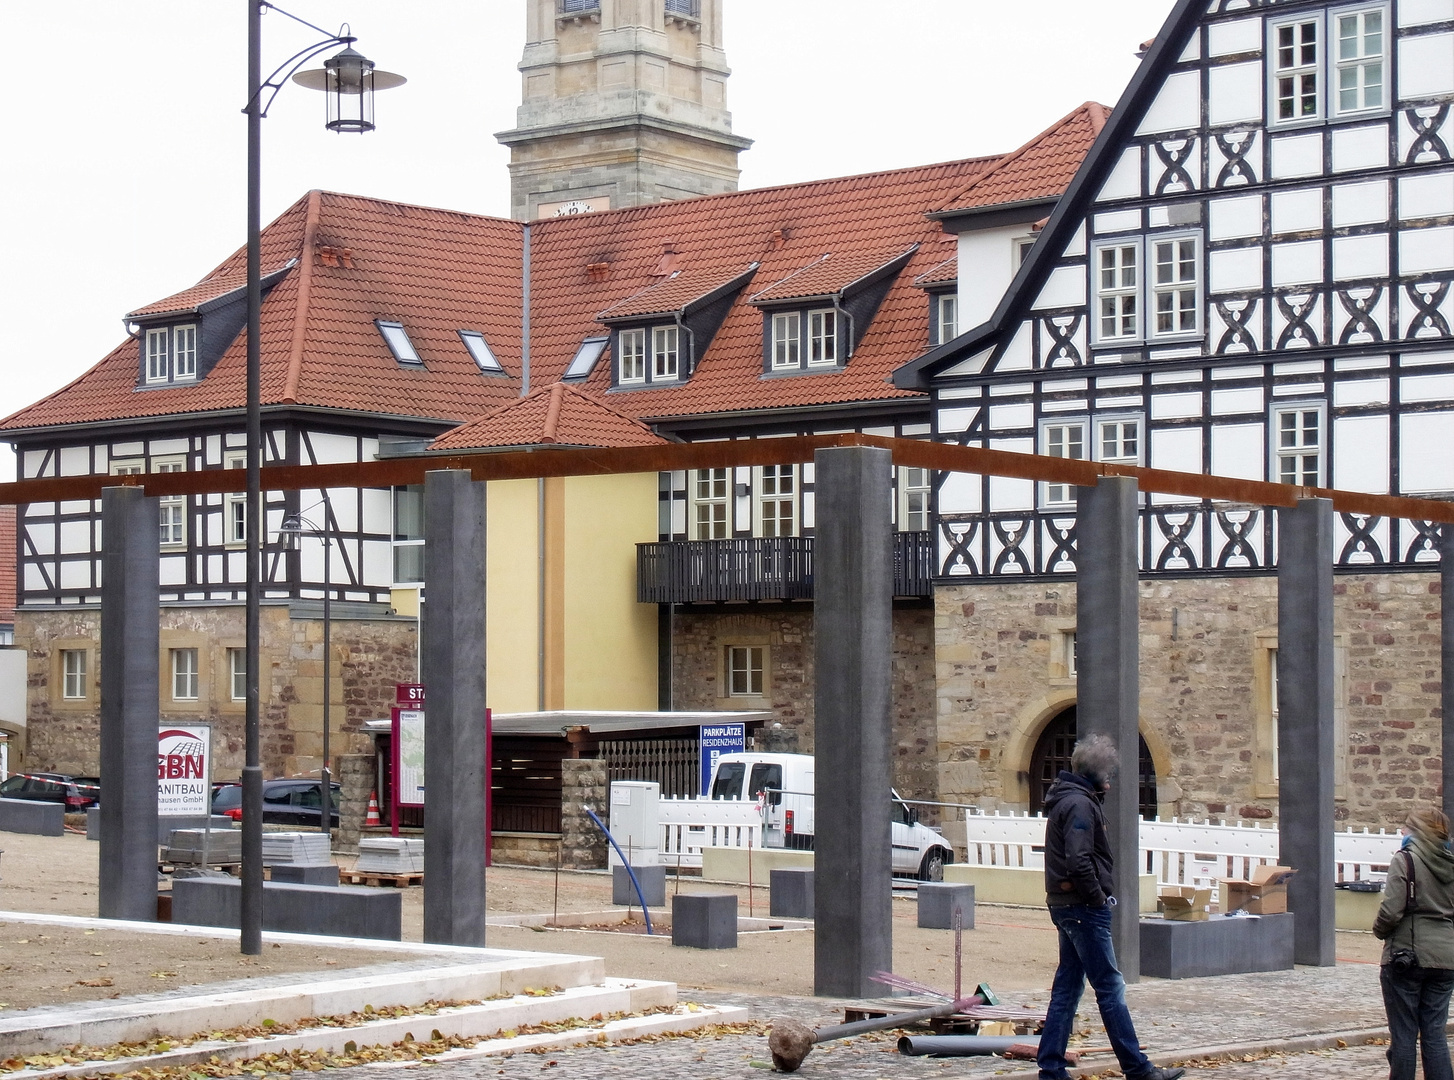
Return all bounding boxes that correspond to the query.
[895,0,1454,828]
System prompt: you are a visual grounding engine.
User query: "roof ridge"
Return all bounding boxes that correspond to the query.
[542,382,565,442]
[312,189,526,229]
[938,101,1110,211]
[282,190,322,404]
[551,381,662,436]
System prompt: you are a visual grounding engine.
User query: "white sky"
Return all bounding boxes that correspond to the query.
[0,0,1175,483]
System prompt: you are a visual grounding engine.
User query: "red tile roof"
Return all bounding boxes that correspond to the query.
[431,383,667,450]
[937,102,1109,214]
[913,256,958,288]
[124,265,292,320]
[0,505,15,625]
[1,104,1099,436]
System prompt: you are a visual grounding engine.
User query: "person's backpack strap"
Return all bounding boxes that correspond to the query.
[1404,848,1417,913]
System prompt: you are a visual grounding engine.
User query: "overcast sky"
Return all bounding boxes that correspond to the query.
[0,0,1175,482]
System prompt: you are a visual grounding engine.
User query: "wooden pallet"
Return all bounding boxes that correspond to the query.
[160,862,242,876]
[340,870,423,887]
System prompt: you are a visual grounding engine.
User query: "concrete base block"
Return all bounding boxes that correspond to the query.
[171,876,401,941]
[270,864,341,886]
[943,864,1159,912]
[86,806,99,840]
[672,892,737,949]
[770,868,814,919]
[612,865,666,907]
[918,882,975,930]
[700,846,813,883]
[1139,912,1295,979]
[0,798,64,837]
[158,817,235,845]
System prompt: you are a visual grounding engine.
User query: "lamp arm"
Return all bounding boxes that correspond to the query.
[243,37,350,119]
[259,0,345,41]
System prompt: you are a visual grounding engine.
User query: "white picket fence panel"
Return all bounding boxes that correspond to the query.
[657,796,762,868]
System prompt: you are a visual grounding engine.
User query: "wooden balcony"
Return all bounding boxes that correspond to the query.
[636,531,935,603]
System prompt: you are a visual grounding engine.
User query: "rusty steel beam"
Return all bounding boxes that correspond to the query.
[3,432,1452,525]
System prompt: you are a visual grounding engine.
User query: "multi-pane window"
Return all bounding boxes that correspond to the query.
[225,454,247,545]
[693,469,729,540]
[1099,419,1141,466]
[1042,422,1085,505]
[618,328,646,383]
[901,467,932,532]
[172,648,199,701]
[156,459,186,547]
[1275,19,1320,121]
[934,294,958,345]
[393,485,425,584]
[759,466,796,537]
[653,325,679,379]
[1335,10,1384,115]
[1152,238,1199,336]
[727,646,764,697]
[146,330,170,383]
[143,325,200,384]
[1096,245,1139,341]
[228,648,247,702]
[1275,407,1323,486]
[771,313,801,369]
[172,325,197,378]
[62,650,87,699]
[808,309,838,366]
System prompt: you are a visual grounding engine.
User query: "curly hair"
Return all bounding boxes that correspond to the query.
[1070,733,1120,789]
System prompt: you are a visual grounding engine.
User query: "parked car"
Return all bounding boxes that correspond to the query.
[0,772,102,810]
[212,778,339,827]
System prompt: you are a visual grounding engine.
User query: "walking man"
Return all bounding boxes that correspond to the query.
[1037,734,1184,1080]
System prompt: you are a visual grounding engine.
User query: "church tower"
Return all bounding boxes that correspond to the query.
[496,0,752,221]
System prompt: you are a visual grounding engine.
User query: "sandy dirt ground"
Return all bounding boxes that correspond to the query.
[0,830,1384,1014]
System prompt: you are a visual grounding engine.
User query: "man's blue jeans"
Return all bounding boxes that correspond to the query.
[1380,962,1454,1080]
[1038,903,1153,1080]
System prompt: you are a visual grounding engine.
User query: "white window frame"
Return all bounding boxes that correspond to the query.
[145,329,170,383]
[1040,419,1087,506]
[1268,7,1388,127]
[756,465,797,538]
[1149,234,1202,340]
[172,324,198,379]
[1015,236,1038,266]
[807,308,838,366]
[228,648,247,702]
[225,453,247,547]
[171,648,199,702]
[154,456,187,548]
[1270,15,1322,124]
[771,313,801,370]
[1092,241,1141,345]
[110,459,144,477]
[1097,415,1144,467]
[1333,7,1386,117]
[1271,402,1326,487]
[652,325,680,380]
[899,467,932,532]
[618,328,646,384]
[726,645,765,697]
[392,484,426,585]
[934,294,958,345]
[62,649,87,699]
[692,468,730,540]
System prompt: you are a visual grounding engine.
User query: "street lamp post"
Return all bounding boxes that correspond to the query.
[278,509,334,841]
[242,1,402,955]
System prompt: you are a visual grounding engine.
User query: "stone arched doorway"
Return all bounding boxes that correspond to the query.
[1028,706,1159,820]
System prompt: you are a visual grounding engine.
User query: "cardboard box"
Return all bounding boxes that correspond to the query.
[1222,865,1297,914]
[1159,885,1213,921]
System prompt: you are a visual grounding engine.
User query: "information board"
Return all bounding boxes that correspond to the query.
[158,723,212,817]
[699,721,745,795]
[393,708,426,807]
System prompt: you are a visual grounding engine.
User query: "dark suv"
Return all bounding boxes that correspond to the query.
[212,778,339,827]
[0,772,102,810]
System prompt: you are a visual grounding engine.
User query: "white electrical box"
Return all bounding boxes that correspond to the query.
[606,780,660,866]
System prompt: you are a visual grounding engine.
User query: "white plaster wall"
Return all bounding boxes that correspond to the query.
[0,650,26,732]
[958,224,1037,328]
[1137,71,1200,135]
[1401,412,1454,493]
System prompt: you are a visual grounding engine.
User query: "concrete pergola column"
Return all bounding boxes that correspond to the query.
[1075,475,1142,982]
[813,445,893,998]
[98,486,160,922]
[1277,497,1336,967]
[422,469,488,947]
[1443,524,1454,827]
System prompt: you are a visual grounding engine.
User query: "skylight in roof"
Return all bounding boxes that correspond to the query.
[376,321,423,366]
[458,330,503,373]
[564,336,609,380]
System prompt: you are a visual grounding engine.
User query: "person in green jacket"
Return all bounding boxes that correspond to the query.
[1374,806,1454,1080]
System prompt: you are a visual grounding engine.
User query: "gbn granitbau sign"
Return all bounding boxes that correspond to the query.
[158,724,212,817]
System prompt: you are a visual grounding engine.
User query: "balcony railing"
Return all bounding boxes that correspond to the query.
[637,532,935,603]
[664,0,701,16]
[559,0,599,12]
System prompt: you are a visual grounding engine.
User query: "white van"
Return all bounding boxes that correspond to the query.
[706,752,954,880]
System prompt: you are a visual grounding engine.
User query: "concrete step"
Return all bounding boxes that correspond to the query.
[3,981,748,1080]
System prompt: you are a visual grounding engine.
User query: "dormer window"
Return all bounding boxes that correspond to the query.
[144,325,199,384]
[458,330,503,374]
[614,325,681,385]
[763,306,842,373]
[377,320,423,366]
[808,310,837,366]
[932,294,958,346]
[653,326,680,379]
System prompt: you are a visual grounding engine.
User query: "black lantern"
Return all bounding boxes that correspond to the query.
[293,42,405,133]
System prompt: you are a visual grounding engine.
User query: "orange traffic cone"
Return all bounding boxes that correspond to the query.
[365,790,382,827]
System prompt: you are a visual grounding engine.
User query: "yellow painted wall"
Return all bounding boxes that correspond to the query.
[486,478,544,712]
[563,472,659,710]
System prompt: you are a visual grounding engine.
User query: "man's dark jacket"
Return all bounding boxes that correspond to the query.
[1043,770,1115,908]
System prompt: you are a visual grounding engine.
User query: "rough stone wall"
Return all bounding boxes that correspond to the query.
[932,571,1442,831]
[334,753,375,854]
[560,758,608,870]
[17,606,415,780]
[669,603,939,805]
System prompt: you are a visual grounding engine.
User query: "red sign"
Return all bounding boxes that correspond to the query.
[396,683,426,706]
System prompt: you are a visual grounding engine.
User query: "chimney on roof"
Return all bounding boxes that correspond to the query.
[587,261,611,282]
[317,245,340,268]
[770,229,788,250]
[651,243,681,277]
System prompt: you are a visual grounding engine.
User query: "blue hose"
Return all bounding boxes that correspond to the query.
[583,806,654,935]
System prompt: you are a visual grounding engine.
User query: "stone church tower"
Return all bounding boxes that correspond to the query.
[496,0,752,221]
